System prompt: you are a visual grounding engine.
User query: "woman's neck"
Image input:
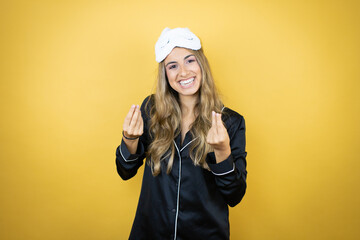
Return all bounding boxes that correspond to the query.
[179,94,198,117]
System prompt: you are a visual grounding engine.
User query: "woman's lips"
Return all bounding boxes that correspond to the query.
[179,77,195,88]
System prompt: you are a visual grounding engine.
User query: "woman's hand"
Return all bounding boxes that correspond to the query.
[206,111,231,163]
[122,105,143,154]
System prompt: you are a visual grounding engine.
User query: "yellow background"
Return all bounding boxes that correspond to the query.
[1,0,359,239]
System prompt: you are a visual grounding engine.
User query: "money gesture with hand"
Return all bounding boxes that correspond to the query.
[122,105,143,154]
[206,111,231,163]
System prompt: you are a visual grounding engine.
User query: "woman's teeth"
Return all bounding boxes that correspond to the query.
[179,78,194,86]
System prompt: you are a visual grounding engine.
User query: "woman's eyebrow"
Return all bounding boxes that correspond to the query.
[165,55,195,67]
[165,61,177,67]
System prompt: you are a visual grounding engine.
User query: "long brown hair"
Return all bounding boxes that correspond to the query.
[146,48,223,176]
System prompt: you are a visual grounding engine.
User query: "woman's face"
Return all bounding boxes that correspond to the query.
[164,47,202,98]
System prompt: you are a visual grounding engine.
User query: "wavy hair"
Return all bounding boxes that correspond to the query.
[146,48,223,176]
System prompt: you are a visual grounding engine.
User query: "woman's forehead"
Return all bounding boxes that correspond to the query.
[164,47,194,63]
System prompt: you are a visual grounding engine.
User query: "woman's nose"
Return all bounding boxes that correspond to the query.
[179,65,188,77]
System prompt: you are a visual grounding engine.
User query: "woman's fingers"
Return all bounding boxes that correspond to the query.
[211,111,216,132]
[211,111,224,135]
[123,105,136,128]
[216,113,222,128]
[207,111,217,144]
[208,111,231,162]
[134,109,144,135]
[207,111,229,146]
[216,112,226,135]
[123,105,143,138]
[127,105,140,134]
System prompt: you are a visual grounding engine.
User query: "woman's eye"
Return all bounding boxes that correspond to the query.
[187,59,195,64]
[169,65,177,70]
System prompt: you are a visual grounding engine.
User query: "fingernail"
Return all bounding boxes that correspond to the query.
[131,104,135,108]
[212,111,215,115]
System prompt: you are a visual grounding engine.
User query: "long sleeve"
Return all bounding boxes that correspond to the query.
[206,112,247,207]
[115,138,146,180]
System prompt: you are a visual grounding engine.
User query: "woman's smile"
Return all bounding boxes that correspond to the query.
[178,77,195,88]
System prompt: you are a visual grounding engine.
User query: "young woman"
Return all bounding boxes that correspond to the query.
[116,27,247,240]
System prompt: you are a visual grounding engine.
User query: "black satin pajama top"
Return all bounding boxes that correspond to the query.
[115,96,247,240]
